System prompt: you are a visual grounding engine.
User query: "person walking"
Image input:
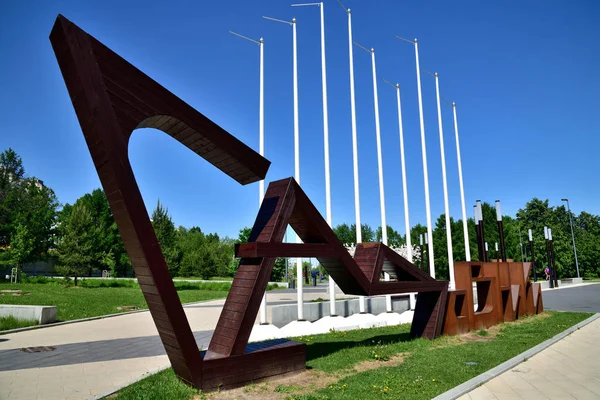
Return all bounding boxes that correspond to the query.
[311,268,317,286]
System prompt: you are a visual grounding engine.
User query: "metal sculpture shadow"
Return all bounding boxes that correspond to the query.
[50,15,448,390]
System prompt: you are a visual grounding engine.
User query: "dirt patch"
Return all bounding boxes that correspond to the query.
[117,306,139,311]
[353,353,405,373]
[201,354,406,400]
[0,289,30,296]
[199,369,338,400]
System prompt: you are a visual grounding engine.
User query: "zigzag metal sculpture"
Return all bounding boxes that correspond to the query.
[50,14,449,390]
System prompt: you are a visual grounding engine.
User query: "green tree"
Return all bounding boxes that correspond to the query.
[9,223,35,277]
[0,149,58,254]
[151,200,180,275]
[333,223,375,244]
[60,189,131,276]
[376,225,405,247]
[55,202,98,285]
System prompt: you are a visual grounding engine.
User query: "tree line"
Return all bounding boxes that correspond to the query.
[1,148,599,282]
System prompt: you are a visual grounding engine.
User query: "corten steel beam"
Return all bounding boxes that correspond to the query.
[49,14,276,388]
[221,178,450,345]
[51,14,452,390]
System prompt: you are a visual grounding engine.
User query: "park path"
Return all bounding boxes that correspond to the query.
[0,285,335,400]
[459,316,600,400]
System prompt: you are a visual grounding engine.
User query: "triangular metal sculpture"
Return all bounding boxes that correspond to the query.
[50,14,447,390]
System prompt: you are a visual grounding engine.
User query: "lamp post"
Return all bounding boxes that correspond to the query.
[424,70,454,288]
[476,200,488,261]
[395,36,435,278]
[495,200,507,262]
[518,228,525,262]
[263,15,303,319]
[548,228,558,287]
[292,2,337,317]
[561,198,580,278]
[338,2,366,313]
[355,43,391,312]
[229,30,267,324]
[528,229,536,281]
[474,205,482,261]
[485,242,489,262]
[544,226,553,288]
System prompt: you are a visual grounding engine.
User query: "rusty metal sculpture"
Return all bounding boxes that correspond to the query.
[50,15,451,390]
[443,261,543,336]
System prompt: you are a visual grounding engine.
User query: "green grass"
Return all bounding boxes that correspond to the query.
[0,315,38,331]
[0,279,228,327]
[111,310,591,400]
[310,297,356,303]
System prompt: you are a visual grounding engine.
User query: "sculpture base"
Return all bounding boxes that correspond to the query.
[199,339,306,391]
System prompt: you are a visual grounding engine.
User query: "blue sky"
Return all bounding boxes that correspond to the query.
[1,0,598,239]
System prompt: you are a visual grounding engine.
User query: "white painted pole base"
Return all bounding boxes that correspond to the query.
[384,272,392,312]
[259,292,267,324]
[409,293,416,310]
[328,277,337,316]
[359,295,366,313]
[296,257,303,320]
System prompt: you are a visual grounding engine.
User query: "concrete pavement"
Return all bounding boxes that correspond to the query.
[0,283,345,400]
[2,282,599,400]
[459,315,600,400]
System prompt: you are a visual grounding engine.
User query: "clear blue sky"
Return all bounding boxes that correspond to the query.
[1,0,598,239]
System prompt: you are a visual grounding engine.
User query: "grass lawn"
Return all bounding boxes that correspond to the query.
[0,279,231,327]
[0,315,38,331]
[112,310,591,400]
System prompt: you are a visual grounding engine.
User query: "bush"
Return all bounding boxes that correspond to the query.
[79,279,137,288]
[22,276,49,284]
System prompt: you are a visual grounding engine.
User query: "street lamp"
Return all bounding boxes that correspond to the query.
[263,15,304,320]
[561,198,580,278]
[228,30,267,324]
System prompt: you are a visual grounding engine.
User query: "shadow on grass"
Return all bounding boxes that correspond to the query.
[305,332,414,362]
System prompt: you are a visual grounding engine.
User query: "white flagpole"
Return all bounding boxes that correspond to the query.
[263,15,303,320]
[383,78,415,309]
[229,30,269,324]
[357,45,391,312]
[343,6,365,313]
[292,2,336,316]
[449,101,470,262]
[432,72,455,289]
[396,36,435,278]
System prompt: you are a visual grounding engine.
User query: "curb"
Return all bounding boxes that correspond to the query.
[90,365,172,400]
[0,297,225,335]
[432,312,600,400]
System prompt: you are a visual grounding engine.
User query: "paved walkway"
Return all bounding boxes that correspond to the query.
[0,284,345,400]
[460,316,600,400]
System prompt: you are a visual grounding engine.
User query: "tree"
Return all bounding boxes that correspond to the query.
[55,202,98,285]
[59,189,131,276]
[0,149,58,252]
[151,200,180,275]
[333,223,375,244]
[0,148,25,190]
[376,225,405,247]
[9,223,35,277]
